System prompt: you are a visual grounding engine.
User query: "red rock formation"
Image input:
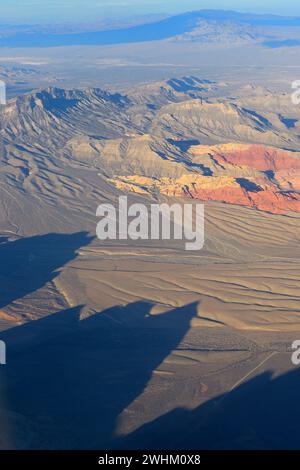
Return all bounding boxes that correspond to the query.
[111,143,300,214]
[191,143,300,172]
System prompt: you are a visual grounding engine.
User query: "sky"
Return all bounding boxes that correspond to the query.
[1,0,300,24]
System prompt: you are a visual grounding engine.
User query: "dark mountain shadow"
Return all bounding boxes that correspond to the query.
[167,78,207,93]
[185,162,213,176]
[236,178,262,193]
[118,365,300,450]
[0,232,92,311]
[168,138,201,152]
[0,301,197,449]
[279,115,298,129]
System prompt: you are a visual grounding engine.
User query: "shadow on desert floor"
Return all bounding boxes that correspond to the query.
[0,232,92,311]
[118,364,300,450]
[1,233,299,450]
[0,239,197,448]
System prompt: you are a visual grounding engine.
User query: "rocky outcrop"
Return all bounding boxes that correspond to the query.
[110,143,300,214]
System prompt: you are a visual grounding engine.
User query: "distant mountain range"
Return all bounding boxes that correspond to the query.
[1,10,300,48]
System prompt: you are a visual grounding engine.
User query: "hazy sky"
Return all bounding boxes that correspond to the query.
[2,0,300,24]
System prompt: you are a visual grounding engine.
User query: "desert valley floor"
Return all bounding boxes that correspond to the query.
[0,76,300,449]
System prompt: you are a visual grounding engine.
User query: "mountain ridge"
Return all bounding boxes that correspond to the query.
[2,79,300,216]
[2,9,300,48]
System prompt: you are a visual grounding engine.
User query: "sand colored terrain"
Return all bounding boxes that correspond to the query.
[56,200,300,332]
[1,79,300,448]
[1,82,300,331]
